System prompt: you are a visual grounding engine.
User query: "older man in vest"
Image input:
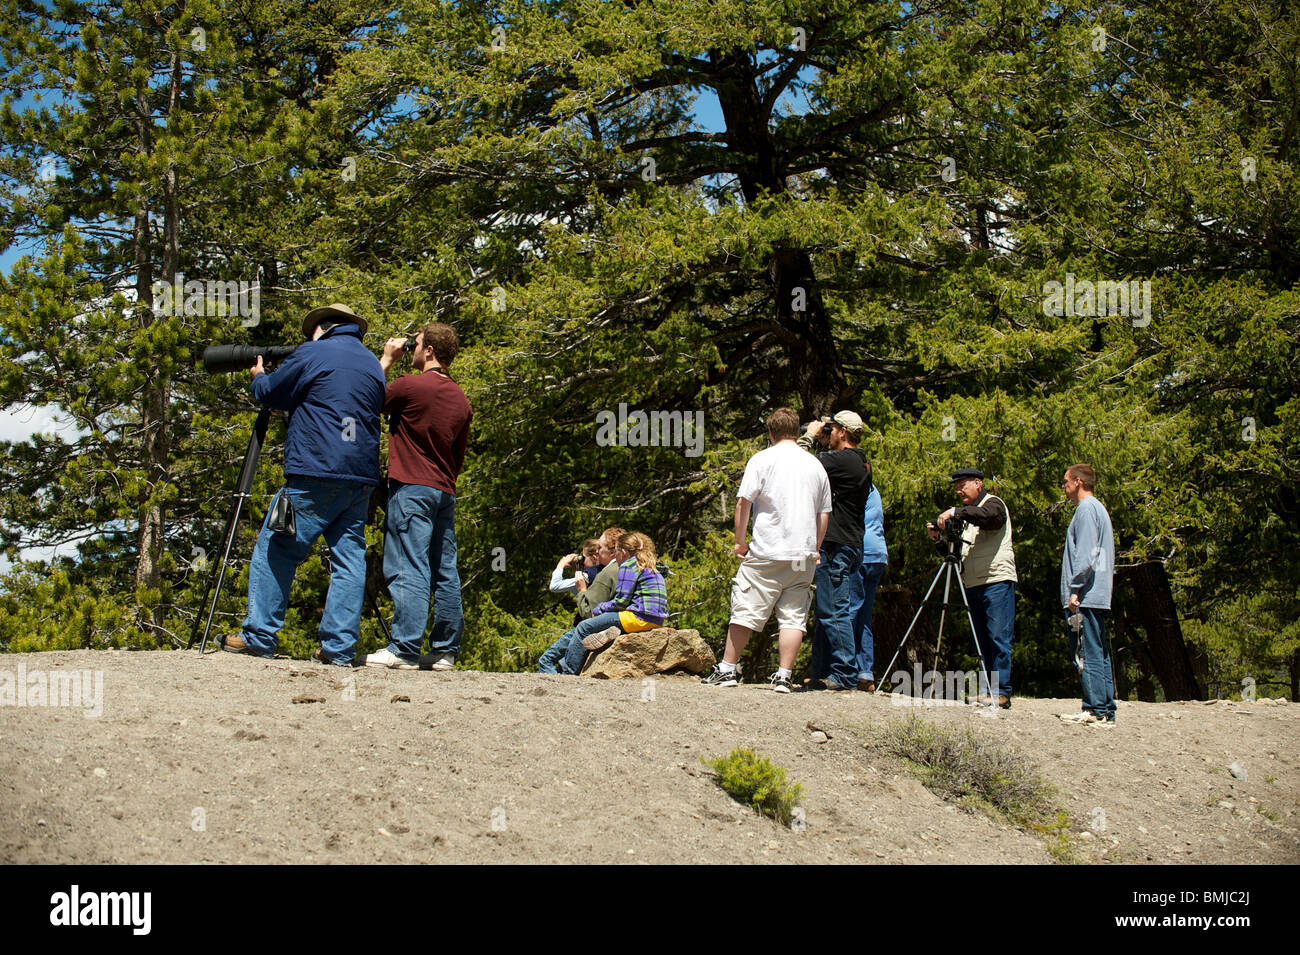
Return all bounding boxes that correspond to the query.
[929,468,1017,708]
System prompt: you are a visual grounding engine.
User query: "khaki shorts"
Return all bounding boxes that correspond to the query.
[729,556,816,633]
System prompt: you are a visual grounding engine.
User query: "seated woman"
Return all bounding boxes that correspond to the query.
[536,532,667,675]
[548,538,601,594]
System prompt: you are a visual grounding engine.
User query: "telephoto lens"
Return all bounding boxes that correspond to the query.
[201,344,298,374]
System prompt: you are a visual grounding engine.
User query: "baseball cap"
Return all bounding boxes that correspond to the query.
[832,410,864,435]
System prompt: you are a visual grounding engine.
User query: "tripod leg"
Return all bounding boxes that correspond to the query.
[877,561,949,694]
[193,496,247,654]
[189,408,271,653]
[365,503,393,644]
[188,489,242,651]
[928,566,958,698]
[366,578,392,643]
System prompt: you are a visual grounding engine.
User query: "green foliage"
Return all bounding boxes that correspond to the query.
[0,0,1295,707]
[1182,589,1300,700]
[454,594,576,673]
[703,748,804,827]
[0,565,154,651]
[662,533,737,645]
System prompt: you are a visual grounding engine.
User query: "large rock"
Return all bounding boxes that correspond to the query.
[580,628,715,680]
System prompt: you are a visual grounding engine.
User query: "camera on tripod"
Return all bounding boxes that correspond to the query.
[926,515,967,555]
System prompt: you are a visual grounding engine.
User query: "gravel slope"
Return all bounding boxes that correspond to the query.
[2,649,1296,864]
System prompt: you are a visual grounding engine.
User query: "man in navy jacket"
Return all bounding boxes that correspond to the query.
[223,304,385,665]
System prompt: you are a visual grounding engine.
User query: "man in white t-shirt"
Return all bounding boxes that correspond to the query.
[701,407,832,693]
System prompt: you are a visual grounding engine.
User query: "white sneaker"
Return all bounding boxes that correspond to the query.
[420,652,456,671]
[1058,711,1099,724]
[363,648,417,670]
[768,672,794,693]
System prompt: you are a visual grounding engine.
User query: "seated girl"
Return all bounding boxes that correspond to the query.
[536,532,667,675]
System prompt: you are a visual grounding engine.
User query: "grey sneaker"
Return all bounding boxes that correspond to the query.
[581,626,621,651]
[420,652,456,671]
[1058,711,1100,724]
[701,664,740,687]
[822,677,854,691]
[768,672,794,694]
[363,648,417,670]
[1088,717,1117,729]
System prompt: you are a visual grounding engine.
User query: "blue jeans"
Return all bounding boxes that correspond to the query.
[965,580,1014,697]
[383,482,464,662]
[854,562,887,682]
[810,542,865,687]
[1067,608,1115,720]
[537,612,623,675]
[241,476,371,664]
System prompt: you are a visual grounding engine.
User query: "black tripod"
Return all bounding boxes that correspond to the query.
[186,408,391,654]
[877,541,992,702]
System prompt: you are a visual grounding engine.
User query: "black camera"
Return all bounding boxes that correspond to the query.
[927,516,967,554]
[805,419,834,450]
[941,515,966,543]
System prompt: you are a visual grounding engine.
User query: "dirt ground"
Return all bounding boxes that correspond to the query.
[2,649,1296,864]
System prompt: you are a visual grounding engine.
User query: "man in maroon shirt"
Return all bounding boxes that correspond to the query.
[363,323,473,670]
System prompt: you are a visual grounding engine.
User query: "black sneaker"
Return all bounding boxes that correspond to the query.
[768,672,794,693]
[701,664,740,687]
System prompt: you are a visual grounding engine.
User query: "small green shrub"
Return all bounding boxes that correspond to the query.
[703,748,804,826]
[880,715,1075,860]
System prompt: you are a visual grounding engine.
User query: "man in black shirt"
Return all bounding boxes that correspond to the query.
[800,411,871,690]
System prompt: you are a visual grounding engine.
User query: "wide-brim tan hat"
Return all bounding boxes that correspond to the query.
[302,303,367,338]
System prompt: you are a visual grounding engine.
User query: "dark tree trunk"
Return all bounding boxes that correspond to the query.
[710,50,845,416]
[133,79,167,636]
[1115,561,1204,700]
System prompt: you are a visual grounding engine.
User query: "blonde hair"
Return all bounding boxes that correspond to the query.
[617,531,658,573]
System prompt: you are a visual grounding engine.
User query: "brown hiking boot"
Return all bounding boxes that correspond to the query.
[221,633,251,654]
